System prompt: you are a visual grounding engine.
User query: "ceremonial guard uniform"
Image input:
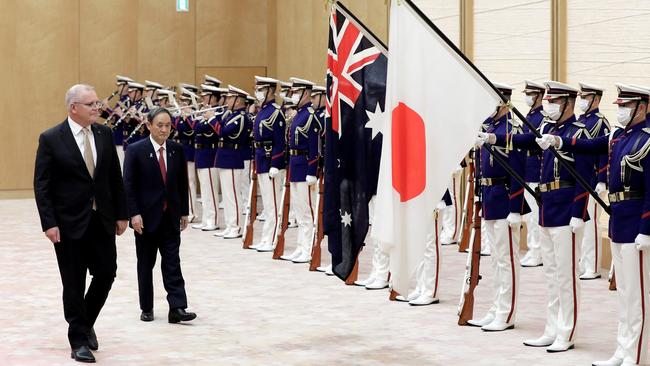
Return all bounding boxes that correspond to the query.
[541,84,650,366]
[577,82,610,280]
[190,86,223,231]
[520,80,546,267]
[282,77,322,263]
[100,75,132,167]
[121,81,146,151]
[469,83,528,331]
[239,96,256,214]
[249,77,287,252]
[170,89,199,224]
[124,80,163,148]
[481,81,592,352]
[213,85,251,239]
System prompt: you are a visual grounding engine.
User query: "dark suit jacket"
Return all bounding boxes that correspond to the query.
[34,120,128,240]
[123,138,189,233]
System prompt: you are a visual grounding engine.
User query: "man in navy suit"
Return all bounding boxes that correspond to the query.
[123,107,197,324]
[34,84,128,363]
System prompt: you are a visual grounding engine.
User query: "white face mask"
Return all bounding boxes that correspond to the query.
[290,91,301,105]
[254,90,266,103]
[525,95,535,107]
[578,98,590,112]
[543,102,562,120]
[617,106,634,127]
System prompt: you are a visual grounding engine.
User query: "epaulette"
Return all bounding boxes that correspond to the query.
[307,106,315,114]
[272,103,280,109]
[572,121,586,128]
[596,112,605,119]
[642,128,650,135]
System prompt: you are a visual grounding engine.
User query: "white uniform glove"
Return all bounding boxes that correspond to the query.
[475,132,496,147]
[506,213,521,228]
[595,182,607,194]
[635,234,650,251]
[436,200,447,210]
[569,217,585,233]
[535,134,560,150]
[269,167,280,179]
[454,165,463,174]
[306,175,317,185]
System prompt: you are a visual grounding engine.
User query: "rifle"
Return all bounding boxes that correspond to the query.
[458,152,475,252]
[242,160,258,249]
[272,167,291,259]
[309,173,325,271]
[458,150,482,325]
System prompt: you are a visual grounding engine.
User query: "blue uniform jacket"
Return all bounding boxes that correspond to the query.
[172,115,196,162]
[523,106,545,182]
[480,114,529,220]
[496,115,592,227]
[214,108,249,169]
[289,103,321,182]
[193,113,220,169]
[254,102,286,173]
[579,108,610,184]
[561,120,650,243]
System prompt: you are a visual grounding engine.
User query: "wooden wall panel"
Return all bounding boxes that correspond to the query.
[80,0,138,99]
[196,0,268,67]
[0,0,17,192]
[1,0,79,191]
[196,67,267,95]
[136,0,196,87]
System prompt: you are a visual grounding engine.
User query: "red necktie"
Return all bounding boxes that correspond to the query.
[158,147,167,210]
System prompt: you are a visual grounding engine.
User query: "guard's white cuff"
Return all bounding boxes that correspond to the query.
[635,234,650,251]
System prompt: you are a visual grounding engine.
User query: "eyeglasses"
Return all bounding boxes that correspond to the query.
[74,101,103,109]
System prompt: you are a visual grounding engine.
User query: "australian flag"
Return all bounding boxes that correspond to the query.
[324,1,387,281]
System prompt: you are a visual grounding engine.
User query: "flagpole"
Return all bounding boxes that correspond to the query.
[401,0,611,215]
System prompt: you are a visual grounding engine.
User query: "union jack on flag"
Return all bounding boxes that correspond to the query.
[323,2,388,281]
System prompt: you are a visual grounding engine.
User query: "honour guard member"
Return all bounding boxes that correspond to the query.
[250,76,287,252]
[520,80,546,267]
[469,83,528,331]
[440,174,461,245]
[168,89,199,223]
[100,75,132,166]
[479,81,592,352]
[124,80,163,147]
[577,82,610,280]
[204,74,221,88]
[240,95,256,214]
[121,81,146,150]
[180,82,200,95]
[190,86,222,231]
[281,77,322,263]
[213,85,251,239]
[537,84,650,366]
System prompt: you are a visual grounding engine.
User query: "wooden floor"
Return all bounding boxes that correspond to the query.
[0,199,623,365]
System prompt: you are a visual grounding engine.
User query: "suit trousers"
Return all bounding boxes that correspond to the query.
[134,210,187,311]
[54,211,116,348]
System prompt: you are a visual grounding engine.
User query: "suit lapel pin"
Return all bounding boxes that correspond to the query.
[149,153,154,158]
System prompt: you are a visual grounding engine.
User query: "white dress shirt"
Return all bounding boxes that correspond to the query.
[150,135,167,169]
[67,117,97,166]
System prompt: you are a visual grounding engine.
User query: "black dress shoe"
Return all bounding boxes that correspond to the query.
[168,308,197,323]
[87,328,98,351]
[141,310,154,322]
[70,345,95,363]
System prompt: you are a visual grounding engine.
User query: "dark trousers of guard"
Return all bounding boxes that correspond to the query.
[135,211,187,312]
[54,212,117,348]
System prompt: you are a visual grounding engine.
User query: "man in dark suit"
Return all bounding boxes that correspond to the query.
[123,107,197,324]
[34,84,129,363]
